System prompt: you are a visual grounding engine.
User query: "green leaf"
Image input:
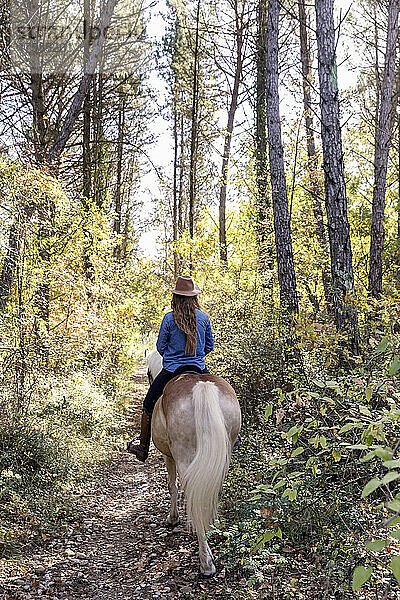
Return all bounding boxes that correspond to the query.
[291,447,304,458]
[262,530,275,543]
[360,450,377,463]
[361,478,381,498]
[381,471,400,486]
[390,530,400,540]
[352,566,372,591]
[389,357,400,376]
[326,380,339,389]
[388,500,400,512]
[384,459,400,469]
[320,435,327,448]
[375,337,389,354]
[275,527,283,539]
[273,479,286,490]
[287,426,298,438]
[332,449,342,462]
[365,388,372,401]
[359,405,372,417]
[339,423,356,434]
[313,380,325,388]
[265,405,273,420]
[390,556,400,584]
[365,539,386,551]
[375,447,393,461]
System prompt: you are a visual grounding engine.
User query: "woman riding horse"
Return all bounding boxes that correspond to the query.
[127,275,213,462]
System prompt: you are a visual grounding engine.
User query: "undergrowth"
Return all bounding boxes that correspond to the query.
[0,367,132,558]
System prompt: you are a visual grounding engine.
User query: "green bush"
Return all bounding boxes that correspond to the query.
[0,421,70,492]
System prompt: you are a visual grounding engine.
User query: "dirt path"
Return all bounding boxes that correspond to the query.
[0,368,235,600]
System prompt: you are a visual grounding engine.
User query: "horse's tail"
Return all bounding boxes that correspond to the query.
[181,381,230,537]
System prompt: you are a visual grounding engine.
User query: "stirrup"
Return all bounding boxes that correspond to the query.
[127,440,149,462]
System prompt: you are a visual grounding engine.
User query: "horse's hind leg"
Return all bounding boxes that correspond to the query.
[197,532,216,576]
[165,456,179,526]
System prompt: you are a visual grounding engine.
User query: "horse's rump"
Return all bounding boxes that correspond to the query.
[153,374,241,532]
[158,375,239,449]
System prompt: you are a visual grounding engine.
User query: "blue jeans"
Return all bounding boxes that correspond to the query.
[143,365,209,416]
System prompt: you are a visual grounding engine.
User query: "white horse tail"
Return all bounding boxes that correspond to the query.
[181,381,230,537]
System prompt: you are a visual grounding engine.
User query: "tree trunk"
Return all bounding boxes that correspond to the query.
[114,89,125,236]
[265,0,298,315]
[255,0,269,264]
[0,223,19,312]
[315,0,358,342]
[92,73,106,209]
[298,0,331,309]
[178,113,185,235]
[173,98,179,277]
[219,1,244,269]
[188,0,201,271]
[82,0,92,204]
[28,0,47,164]
[395,74,400,287]
[368,0,400,297]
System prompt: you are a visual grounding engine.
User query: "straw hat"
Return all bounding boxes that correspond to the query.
[171,275,201,296]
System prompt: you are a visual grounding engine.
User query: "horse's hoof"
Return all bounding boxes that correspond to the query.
[200,566,216,577]
[166,518,180,528]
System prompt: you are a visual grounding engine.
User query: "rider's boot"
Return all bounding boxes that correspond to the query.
[127,411,151,462]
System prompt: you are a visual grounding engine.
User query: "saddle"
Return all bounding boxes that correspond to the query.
[173,365,204,376]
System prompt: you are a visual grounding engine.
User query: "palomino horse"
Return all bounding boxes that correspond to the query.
[148,350,241,576]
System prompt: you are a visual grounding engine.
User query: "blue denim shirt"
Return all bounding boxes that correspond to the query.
[156,309,214,372]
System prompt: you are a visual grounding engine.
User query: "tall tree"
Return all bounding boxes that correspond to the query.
[218,0,248,268]
[265,0,299,315]
[83,0,92,204]
[255,0,269,266]
[0,0,119,312]
[315,0,358,341]
[368,0,400,297]
[188,0,201,265]
[298,0,331,309]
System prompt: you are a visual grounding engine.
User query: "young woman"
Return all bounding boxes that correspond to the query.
[127,275,214,462]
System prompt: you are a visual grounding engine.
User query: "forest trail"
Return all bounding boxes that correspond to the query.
[0,367,232,600]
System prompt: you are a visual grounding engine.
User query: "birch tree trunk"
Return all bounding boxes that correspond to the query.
[315,0,358,341]
[266,0,298,315]
[368,0,400,297]
[298,0,331,309]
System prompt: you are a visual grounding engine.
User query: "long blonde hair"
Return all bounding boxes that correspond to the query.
[172,294,200,355]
